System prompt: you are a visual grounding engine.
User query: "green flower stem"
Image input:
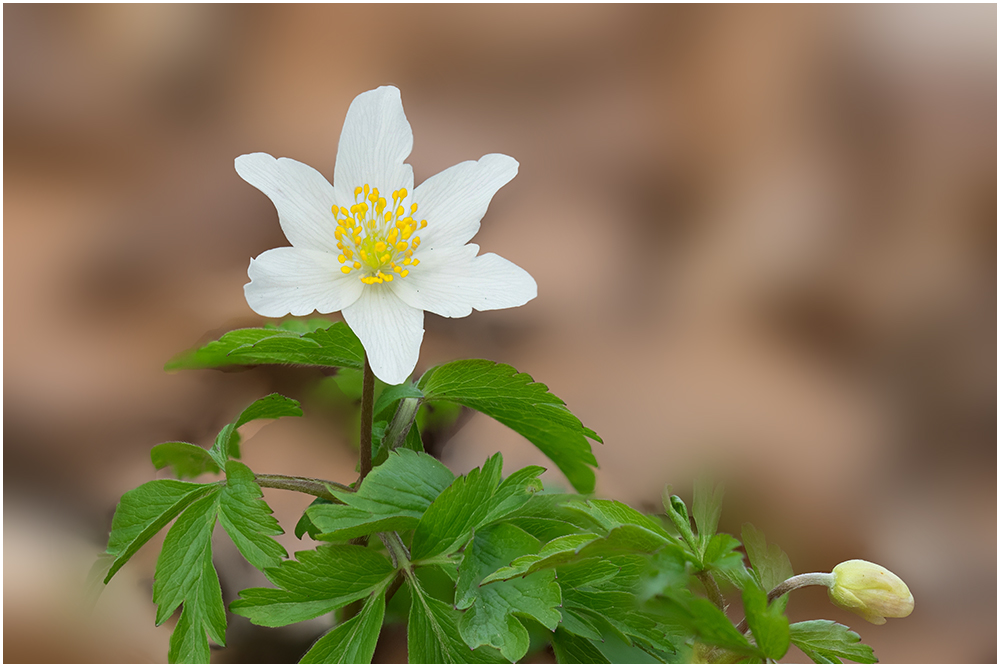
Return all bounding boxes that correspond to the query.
[379,531,412,571]
[254,474,352,502]
[735,572,836,634]
[359,355,376,482]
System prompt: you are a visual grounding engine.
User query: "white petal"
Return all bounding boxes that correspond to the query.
[390,245,537,318]
[342,286,424,385]
[236,153,341,253]
[333,86,414,204]
[412,153,518,250]
[245,247,364,317]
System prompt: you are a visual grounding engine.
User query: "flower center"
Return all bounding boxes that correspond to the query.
[331,185,426,285]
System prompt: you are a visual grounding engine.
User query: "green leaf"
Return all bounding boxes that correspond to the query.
[295,497,331,540]
[152,490,227,663]
[300,590,386,664]
[551,627,611,663]
[742,583,790,660]
[742,524,793,611]
[702,533,747,578]
[418,359,600,494]
[103,479,217,583]
[151,442,221,479]
[373,382,424,419]
[481,525,667,584]
[789,620,876,664]
[219,461,287,571]
[692,478,724,551]
[209,394,303,467]
[498,493,604,542]
[230,545,395,627]
[647,591,760,658]
[166,321,364,372]
[407,579,502,663]
[307,449,455,541]
[410,455,544,562]
[565,499,675,541]
[455,524,562,662]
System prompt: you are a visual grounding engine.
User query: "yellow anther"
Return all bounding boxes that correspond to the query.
[374,241,387,253]
[335,227,344,240]
[394,266,402,273]
[340,206,350,217]
[401,269,409,277]
[363,184,370,198]
[396,205,405,218]
[411,203,418,213]
[385,212,392,223]
[398,188,407,200]
[380,254,391,263]
[401,225,413,240]
[412,237,421,248]
[331,205,337,215]
[411,259,420,266]
[353,261,361,269]
[403,258,411,265]
[395,241,408,252]
[360,250,368,261]
[338,254,346,263]
[344,248,353,259]
[354,235,362,244]
[341,266,351,274]
[420,220,427,229]
[388,228,399,242]
[354,186,363,198]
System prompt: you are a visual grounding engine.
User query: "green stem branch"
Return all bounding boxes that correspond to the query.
[735,572,835,634]
[697,571,727,611]
[254,474,352,502]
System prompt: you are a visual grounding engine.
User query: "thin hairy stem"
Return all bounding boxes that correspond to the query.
[697,571,727,611]
[359,355,375,483]
[254,474,352,502]
[735,572,835,634]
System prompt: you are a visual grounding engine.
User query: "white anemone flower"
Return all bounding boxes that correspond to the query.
[236,86,537,385]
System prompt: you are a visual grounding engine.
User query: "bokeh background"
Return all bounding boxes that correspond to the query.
[4,4,996,663]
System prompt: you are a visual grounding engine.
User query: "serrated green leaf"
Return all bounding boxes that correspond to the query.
[454,523,562,662]
[166,321,364,372]
[230,545,395,627]
[152,490,226,663]
[565,499,675,541]
[307,450,454,541]
[103,479,217,583]
[742,523,794,611]
[300,589,386,664]
[407,580,502,663]
[411,455,544,562]
[168,602,210,664]
[209,393,303,467]
[692,478,724,551]
[703,533,746,577]
[418,360,600,494]
[647,591,760,657]
[295,497,331,540]
[789,620,876,664]
[151,442,221,479]
[481,525,666,585]
[499,493,604,542]
[219,461,287,571]
[551,627,611,663]
[743,583,790,660]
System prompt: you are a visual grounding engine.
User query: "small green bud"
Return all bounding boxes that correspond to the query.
[828,559,914,625]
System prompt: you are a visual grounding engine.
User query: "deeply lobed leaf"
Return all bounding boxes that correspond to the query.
[166,321,364,372]
[419,360,600,493]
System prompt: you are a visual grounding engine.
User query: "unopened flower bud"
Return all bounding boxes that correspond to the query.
[828,559,914,625]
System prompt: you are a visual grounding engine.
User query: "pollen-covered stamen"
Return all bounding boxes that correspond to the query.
[331,185,427,284]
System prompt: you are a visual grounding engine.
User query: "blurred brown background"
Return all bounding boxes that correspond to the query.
[4,4,995,663]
